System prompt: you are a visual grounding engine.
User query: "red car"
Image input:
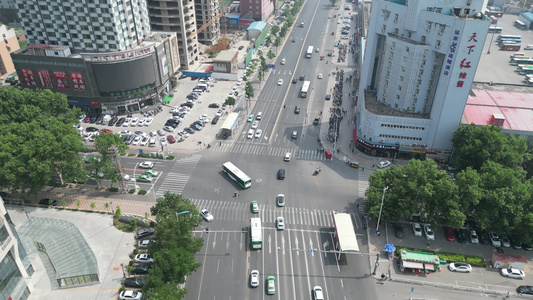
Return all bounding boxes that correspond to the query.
[84,114,92,123]
[167,135,176,144]
[444,226,456,242]
[100,128,113,133]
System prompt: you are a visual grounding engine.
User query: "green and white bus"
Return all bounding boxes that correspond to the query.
[300,81,310,98]
[250,218,262,249]
[222,161,252,189]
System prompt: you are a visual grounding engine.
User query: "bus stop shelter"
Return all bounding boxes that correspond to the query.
[332,212,359,260]
[220,112,241,138]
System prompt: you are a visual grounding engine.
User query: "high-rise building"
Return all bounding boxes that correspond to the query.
[239,0,275,21]
[195,0,221,45]
[148,0,200,70]
[356,0,490,160]
[16,0,151,52]
[0,198,34,300]
[0,24,20,79]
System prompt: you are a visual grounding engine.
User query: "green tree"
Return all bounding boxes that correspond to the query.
[224,97,236,106]
[0,88,85,194]
[258,71,263,82]
[94,133,128,162]
[271,25,280,36]
[268,49,275,60]
[274,36,281,48]
[329,0,340,6]
[144,193,203,300]
[452,124,529,171]
[245,81,254,100]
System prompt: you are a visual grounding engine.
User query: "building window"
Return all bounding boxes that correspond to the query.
[421,36,426,43]
[394,14,399,23]
[438,24,445,35]
[436,40,441,48]
[400,76,403,81]
[405,46,409,52]
[394,28,399,35]
[426,21,432,32]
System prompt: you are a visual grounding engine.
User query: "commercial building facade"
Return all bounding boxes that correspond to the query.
[356,0,490,160]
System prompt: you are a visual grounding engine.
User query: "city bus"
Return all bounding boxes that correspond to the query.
[222,161,252,189]
[500,43,521,51]
[306,46,314,58]
[509,55,528,63]
[515,59,533,67]
[250,218,262,249]
[486,10,503,18]
[499,37,521,45]
[488,27,503,33]
[514,19,527,30]
[510,57,532,66]
[497,34,521,42]
[300,81,310,98]
[489,16,498,24]
[518,65,533,75]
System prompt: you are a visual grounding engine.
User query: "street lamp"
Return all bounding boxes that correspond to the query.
[375,186,389,234]
[176,210,191,222]
[120,263,126,278]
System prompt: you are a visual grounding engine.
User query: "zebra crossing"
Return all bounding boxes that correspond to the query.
[358,171,370,198]
[190,198,360,228]
[156,154,202,196]
[208,143,328,160]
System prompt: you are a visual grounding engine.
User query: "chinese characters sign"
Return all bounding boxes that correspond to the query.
[37,70,53,88]
[444,30,461,76]
[456,32,478,88]
[20,69,37,87]
[444,30,480,89]
[69,72,86,90]
[53,71,69,89]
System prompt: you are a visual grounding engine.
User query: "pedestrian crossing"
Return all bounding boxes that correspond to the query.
[358,171,370,199]
[190,198,360,228]
[208,143,328,160]
[156,154,202,196]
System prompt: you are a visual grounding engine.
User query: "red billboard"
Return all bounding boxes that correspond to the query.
[37,70,53,88]
[20,69,37,87]
[69,72,86,91]
[53,71,69,89]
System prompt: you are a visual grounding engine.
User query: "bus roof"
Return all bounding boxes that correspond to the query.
[332,212,359,252]
[251,218,262,241]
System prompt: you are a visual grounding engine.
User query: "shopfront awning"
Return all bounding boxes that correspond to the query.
[402,261,424,269]
[424,264,435,271]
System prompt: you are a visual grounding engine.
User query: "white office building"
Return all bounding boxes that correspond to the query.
[15,0,151,52]
[356,0,490,160]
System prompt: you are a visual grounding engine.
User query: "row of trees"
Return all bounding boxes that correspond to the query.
[142,193,204,299]
[364,124,533,244]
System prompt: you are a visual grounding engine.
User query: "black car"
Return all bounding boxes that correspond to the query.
[184,127,195,134]
[325,94,331,100]
[181,102,194,108]
[479,231,490,245]
[108,117,118,126]
[208,103,220,108]
[517,286,533,295]
[136,227,155,239]
[86,127,99,133]
[90,116,97,123]
[123,135,135,145]
[116,117,126,126]
[124,277,147,288]
[277,169,285,180]
[393,223,404,239]
[313,117,320,125]
[39,198,58,206]
[299,75,305,81]
[191,124,202,131]
[292,78,297,84]
[456,229,468,244]
[211,116,220,125]
[131,265,150,275]
[238,45,244,50]
[95,115,104,124]
[294,106,300,114]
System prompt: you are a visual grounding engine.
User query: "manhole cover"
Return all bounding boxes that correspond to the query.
[256,178,262,183]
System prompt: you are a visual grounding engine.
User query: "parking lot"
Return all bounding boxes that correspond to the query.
[475,14,533,85]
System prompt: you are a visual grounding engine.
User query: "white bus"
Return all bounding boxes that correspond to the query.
[222,162,252,189]
[306,46,313,58]
[250,218,262,249]
[300,81,310,98]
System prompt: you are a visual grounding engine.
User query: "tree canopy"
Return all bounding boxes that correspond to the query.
[144,193,204,300]
[0,88,85,194]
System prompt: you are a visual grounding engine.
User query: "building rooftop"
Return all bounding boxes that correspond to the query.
[364,90,430,119]
[214,50,238,62]
[247,21,267,31]
[463,87,533,132]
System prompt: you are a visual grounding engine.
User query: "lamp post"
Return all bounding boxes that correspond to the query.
[120,263,126,278]
[375,186,389,234]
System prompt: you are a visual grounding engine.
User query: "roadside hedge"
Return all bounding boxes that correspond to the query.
[396,247,486,267]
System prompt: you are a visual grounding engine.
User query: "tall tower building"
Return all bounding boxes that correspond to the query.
[16,0,151,52]
[356,0,490,159]
[148,0,199,70]
[195,0,221,46]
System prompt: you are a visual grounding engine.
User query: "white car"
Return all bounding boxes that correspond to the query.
[179,131,190,138]
[229,92,234,97]
[276,217,285,230]
[318,73,323,79]
[254,129,262,139]
[160,137,168,146]
[500,268,525,279]
[139,161,154,169]
[130,118,139,126]
[139,136,149,146]
[341,35,350,40]
[170,106,180,113]
[216,109,223,117]
[424,225,435,240]
[119,130,131,136]
[251,121,259,129]
[131,136,142,145]
[313,286,324,300]
[378,160,391,168]
[470,230,479,244]
[281,58,286,65]
[200,209,214,222]
[236,80,242,86]
[137,239,154,249]
[250,270,260,287]
[138,118,145,126]
[489,231,501,247]
[149,130,158,137]
[145,118,153,126]
[277,79,283,85]
[247,129,254,139]
[119,290,143,300]
[123,118,132,127]
[134,253,154,264]
[148,137,156,147]
[276,194,285,207]
[412,223,422,237]
[448,262,472,273]
[284,152,292,162]
[121,173,131,181]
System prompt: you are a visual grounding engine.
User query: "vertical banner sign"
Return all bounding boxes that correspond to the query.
[37,70,53,88]
[456,32,479,88]
[20,69,37,87]
[69,72,86,90]
[53,71,69,89]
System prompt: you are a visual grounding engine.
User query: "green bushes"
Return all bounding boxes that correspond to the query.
[396,247,486,267]
[138,190,147,195]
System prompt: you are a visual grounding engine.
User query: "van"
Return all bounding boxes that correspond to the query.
[101,115,112,125]
[149,137,157,147]
[525,45,533,50]
[196,83,208,90]
[291,131,298,139]
[510,52,525,58]
[256,112,262,120]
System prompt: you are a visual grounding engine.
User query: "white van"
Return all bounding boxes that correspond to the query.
[525,45,533,50]
[149,137,157,147]
[256,112,262,120]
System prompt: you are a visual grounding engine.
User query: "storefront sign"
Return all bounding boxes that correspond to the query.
[37,70,53,88]
[20,69,37,87]
[53,71,69,89]
[70,72,86,90]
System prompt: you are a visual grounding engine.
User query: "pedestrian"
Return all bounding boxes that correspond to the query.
[372,164,375,168]
[362,167,365,171]
[377,230,381,236]
[220,142,222,146]
[356,202,360,208]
